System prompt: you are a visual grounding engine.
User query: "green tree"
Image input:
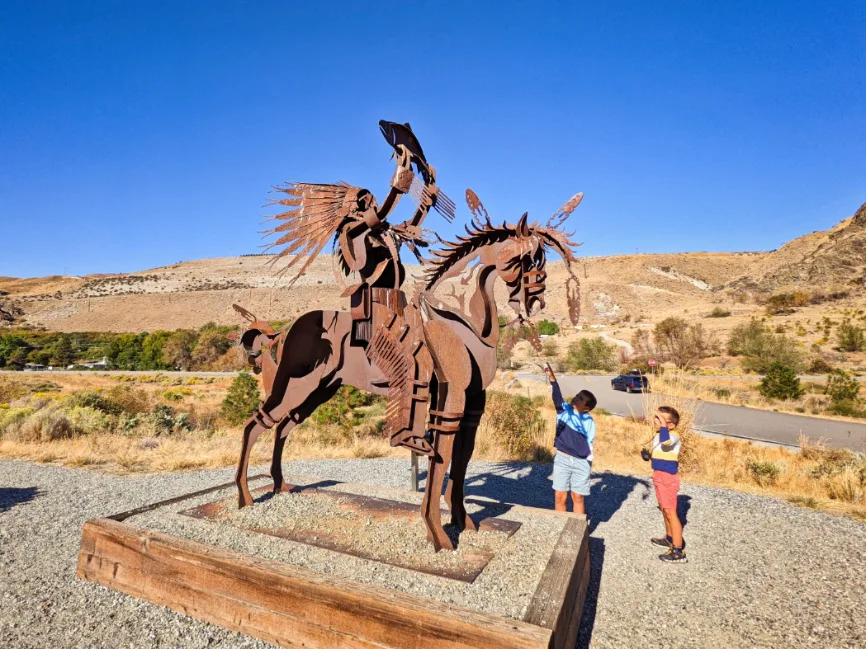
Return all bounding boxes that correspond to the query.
[27,348,52,366]
[836,320,865,352]
[0,334,30,368]
[105,334,146,370]
[758,362,804,400]
[50,335,73,367]
[193,329,233,368]
[537,320,560,336]
[566,337,618,371]
[162,330,198,370]
[139,331,172,370]
[728,319,804,373]
[221,372,261,425]
[825,370,861,403]
[653,317,718,368]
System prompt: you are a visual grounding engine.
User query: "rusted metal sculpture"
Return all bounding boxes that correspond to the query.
[234,120,583,551]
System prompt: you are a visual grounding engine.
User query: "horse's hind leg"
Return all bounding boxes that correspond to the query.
[421,429,456,552]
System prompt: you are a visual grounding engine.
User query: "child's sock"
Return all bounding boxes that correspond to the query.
[666,535,673,544]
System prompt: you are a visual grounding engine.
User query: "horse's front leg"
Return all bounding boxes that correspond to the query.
[236,410,275,507]
[271,418,296,494]
[445,390,486,532]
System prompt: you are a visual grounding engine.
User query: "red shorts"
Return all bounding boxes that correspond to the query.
[652,470,680,510]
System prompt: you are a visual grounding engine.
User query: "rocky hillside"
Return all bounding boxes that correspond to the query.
[1,202,863,334]
[727,201,866,293]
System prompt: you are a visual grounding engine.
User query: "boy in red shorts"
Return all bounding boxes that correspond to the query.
[649,406,687,563]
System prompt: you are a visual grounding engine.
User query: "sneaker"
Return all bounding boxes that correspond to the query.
[651,536,672,548]
[659,546,688,564]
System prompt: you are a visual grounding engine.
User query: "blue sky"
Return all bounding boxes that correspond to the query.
[1,1,864,278]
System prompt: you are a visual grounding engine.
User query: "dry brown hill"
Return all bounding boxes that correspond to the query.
[727,201,866,293]
[1,204,863,336]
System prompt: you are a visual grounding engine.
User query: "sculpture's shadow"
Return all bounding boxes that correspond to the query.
[0,486,40,513]
[429,463,652,649]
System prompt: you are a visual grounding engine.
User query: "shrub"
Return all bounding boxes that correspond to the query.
[481,391,547,459]
[497,326,522,369]
[728,319,804,373]
[537,320,560,336]
[758,362,804,400]
[837,320,865,352]
[566,337,618,372]
[70,385,151,416]
[0,406,36,437]
[162,387,193,401]
[825,370,861,403]
[66,406,111,435]
[221,372,261,426]
[746,459,781,486]
[541,338,558,358]
[9,402,74,441]
[708,307,731,318]
[653,318,718,368]
[807,357,834,374]
[764,291,810,315]
[826,399,866,418]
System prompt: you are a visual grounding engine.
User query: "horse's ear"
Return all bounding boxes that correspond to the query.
[232,303,257,323]
[547,192,583,229]
[517,213,530,237]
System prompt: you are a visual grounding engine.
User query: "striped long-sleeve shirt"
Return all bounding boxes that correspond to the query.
[650,427,681,474]
[551,382,595,459]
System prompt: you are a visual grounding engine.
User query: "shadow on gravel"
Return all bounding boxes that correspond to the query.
[587,472,652,536]
[458,463,553,508]
[577,537,605,649]
[0,486,40,513]
[678,494,691,531]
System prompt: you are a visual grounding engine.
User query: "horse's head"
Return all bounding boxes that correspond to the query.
[477,192,584,325]
[494,213,550,318]
[231,304,279,374]
[422,190,583,331]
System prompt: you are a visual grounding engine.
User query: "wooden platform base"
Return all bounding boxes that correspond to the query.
[77,478,590,649]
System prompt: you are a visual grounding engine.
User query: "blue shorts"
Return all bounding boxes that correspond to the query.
[552,452,592,496]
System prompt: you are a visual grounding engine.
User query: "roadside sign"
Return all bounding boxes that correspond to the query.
[648,359,657,367]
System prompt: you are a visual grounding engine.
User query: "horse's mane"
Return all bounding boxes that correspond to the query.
[423,217,580,290]
[422,220,517,289]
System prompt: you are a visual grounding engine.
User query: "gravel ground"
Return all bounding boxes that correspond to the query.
[127,475,564,619]
[1,458,864,649]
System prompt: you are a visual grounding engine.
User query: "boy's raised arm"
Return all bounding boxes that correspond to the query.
[551,380,566,412]
[659,426,676,451]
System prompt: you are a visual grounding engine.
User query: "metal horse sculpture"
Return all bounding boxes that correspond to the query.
[234,121,583,550]
[410,190,583,549]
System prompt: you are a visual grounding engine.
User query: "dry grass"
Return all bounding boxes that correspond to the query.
[2,372,864,522]
[648,372,866,423]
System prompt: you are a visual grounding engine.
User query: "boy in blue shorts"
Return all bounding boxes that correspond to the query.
[544,366,597,514]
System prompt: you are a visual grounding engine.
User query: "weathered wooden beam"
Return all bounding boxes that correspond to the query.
[523,517,591,649]
[78,518,553,649]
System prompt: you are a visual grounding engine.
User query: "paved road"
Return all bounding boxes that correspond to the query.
[518,373,866,452]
